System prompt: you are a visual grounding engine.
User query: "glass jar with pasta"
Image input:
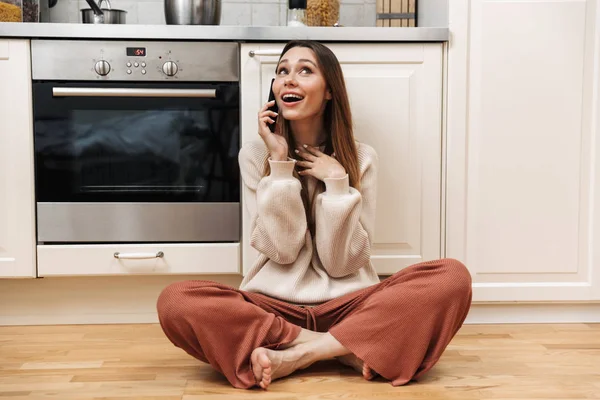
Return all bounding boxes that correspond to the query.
[306,0,340,26]
[0,0,23,22]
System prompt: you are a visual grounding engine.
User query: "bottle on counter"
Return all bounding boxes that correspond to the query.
[287,0,306,27]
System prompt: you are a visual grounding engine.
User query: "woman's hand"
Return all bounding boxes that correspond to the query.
[258,100,288,161]
[295,145,346,181]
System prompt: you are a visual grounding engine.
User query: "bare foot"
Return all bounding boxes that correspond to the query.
[251,348,272,389]
[337,353,379,380]
[250,346,312,389]
[279,328,326,350]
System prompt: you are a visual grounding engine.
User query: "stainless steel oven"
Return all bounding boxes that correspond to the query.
[31,40,240,244]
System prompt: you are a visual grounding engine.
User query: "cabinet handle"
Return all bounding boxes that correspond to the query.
[114,251,164,259]
[248,49,282,57]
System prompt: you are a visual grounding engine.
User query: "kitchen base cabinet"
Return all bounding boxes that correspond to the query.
[0,39,36,278]
[446,0,600,301]
[240,42,444,276]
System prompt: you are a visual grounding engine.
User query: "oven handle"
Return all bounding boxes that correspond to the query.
[114,251,164,260]
[52,87,217,98]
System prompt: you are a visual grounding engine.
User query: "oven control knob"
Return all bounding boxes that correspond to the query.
[162,61,178,76]
[94,60,111,76]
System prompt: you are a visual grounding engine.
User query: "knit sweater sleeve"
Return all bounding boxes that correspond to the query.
[239,142,307,264]
[314,145,378,278]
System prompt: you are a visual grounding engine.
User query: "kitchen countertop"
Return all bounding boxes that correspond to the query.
[0,23,448,42]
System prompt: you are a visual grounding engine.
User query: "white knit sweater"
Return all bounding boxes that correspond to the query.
[238,139,380,304]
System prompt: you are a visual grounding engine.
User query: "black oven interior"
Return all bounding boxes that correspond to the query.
[33,81,240,203]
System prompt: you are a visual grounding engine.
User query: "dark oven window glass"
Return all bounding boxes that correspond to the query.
[33,82,240,203]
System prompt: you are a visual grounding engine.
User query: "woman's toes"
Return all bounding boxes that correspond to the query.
[251,353,262,383]
[362,363,378,380]
[251,348,272,388]
[258,352,272,389]
[263,372,272,387]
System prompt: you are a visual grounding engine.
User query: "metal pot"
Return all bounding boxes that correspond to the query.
[164,0,221,25]
[81,0,127,24]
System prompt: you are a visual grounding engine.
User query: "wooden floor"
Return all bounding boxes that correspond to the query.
[0,323,599,399]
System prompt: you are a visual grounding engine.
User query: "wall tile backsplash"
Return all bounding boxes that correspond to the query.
[41,0,377,27]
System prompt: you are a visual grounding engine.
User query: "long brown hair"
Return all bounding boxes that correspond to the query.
[263,41,360,231]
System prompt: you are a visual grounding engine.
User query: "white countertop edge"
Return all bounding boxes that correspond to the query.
[0,23,449,42]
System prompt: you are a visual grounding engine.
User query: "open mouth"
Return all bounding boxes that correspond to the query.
[282,94,304,104]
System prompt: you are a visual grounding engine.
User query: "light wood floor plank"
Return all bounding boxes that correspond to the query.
[0,324,599,399]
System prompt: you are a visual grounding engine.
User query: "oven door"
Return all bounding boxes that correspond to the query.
[33,81,240,243]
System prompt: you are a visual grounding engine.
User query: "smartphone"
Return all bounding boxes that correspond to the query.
[267,78,278,133]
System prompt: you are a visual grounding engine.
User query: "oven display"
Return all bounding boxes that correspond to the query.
[126,47,146,57]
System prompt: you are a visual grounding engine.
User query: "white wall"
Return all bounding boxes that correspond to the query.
[41,0,378,27]
[418,0,448,27]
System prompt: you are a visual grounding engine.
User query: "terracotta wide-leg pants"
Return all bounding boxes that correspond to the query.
[156,258,472,389]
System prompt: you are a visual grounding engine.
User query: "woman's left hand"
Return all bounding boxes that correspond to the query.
[295,145,346,181]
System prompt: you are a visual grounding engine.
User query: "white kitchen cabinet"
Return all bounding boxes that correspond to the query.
[446,0,600,301]
[240,43,444,276]
[0,40,36,278]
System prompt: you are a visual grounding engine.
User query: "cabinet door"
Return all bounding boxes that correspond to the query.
[447,0,600,301]
[240,43,443,275]
[0,40,36,278]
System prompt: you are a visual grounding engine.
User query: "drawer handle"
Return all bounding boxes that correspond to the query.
[114,251,164,260]
[248,49,282,57]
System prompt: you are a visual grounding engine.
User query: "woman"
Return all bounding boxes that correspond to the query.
[157,40,472,390]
